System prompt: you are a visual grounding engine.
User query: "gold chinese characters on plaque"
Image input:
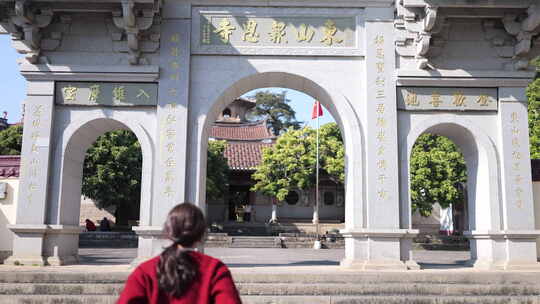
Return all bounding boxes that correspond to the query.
[56,83,158,106]
[397,88,498,111]
[197,11,357,52]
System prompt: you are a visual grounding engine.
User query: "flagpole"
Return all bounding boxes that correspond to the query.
[314,102,321,249]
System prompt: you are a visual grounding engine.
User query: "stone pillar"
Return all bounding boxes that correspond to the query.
[134,11,191,263]
[6,81,56,266]
[341,7,416,270]
[476,87,540,270]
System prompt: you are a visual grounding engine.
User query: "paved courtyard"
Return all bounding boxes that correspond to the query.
[78,248,471,269]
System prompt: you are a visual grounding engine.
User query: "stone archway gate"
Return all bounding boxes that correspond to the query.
[0,0,539,270]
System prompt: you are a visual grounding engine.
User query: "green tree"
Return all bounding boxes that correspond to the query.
[319,123,345,184]
[82,130,142,227]
[251,124,345,201]
[252,127,316,200]
[248,90,302,135]
[527,72,540,159]
[409,134,467,217]
[0,125,23,155]
[206,140,230,200]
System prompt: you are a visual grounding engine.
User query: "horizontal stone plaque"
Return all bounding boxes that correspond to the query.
[397,87,498,111]
[55,82,158,106]
[192,7,364,56]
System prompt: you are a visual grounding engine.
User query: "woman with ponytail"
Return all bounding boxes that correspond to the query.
[117,203,242,304]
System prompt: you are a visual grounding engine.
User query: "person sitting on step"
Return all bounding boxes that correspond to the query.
[117,202,242,304]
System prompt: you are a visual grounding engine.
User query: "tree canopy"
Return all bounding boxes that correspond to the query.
[82,130,142,226]
[409,134,467,217]
[247,90,302,135]
[527,76,540,159]
[206,140,230,200]
[251,123,344,201]
[0,124,23,155]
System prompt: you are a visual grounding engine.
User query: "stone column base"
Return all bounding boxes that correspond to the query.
[43,225,81,266]
[340,228,419,271]
[5,224,47,266]
[6,224,81,266]
[340,258,408,270]
[132,226,169,267]
[466,230,540,270]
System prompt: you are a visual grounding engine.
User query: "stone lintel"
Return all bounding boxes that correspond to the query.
[499,87,528,103]
[132,225,164,237]
[402,0,532,9]
[46,225,83,235]
[8,224,82,235]
[340,228,419,238]
[397,78,533,88]
[7,224,48,234]
[464,230,540,239]
[188,0,394,8]
[19,64,159,82]
[397,69,536,80]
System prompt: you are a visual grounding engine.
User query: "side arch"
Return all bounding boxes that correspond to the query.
[48,111,154,227]
[399,114,502,234]
[186,71,365,229]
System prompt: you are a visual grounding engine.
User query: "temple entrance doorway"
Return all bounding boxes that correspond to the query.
[408,133,471,268]
[204,86,345,243]
[77,130,143,263]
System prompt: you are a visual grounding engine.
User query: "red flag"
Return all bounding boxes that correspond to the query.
[311,101,323,119]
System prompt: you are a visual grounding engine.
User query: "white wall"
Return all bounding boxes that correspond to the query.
[0,178,18,262]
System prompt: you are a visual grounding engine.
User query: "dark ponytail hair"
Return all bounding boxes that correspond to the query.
[157,202,207,298]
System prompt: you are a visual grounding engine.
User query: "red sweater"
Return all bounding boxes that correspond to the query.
[117,251,242,304]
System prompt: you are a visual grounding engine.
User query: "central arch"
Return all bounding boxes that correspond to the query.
[187,71,365,235]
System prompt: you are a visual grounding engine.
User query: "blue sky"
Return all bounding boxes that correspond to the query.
[0,35,334,126]
[0,35,26,124]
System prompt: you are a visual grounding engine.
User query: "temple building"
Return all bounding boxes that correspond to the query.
[206,98,345,225]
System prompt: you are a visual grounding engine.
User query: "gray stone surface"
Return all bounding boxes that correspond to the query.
[76,247,472,269]
[0,0,538,270]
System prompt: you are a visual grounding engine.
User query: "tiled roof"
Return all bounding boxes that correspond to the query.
[0,155,20,178]
[211,120,274,141]
[224,142,273,171]
[532,159,540,181]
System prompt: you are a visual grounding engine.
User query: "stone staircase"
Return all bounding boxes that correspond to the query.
[1,270,540,303]
[413,234,470,251]
[230,236,282,248]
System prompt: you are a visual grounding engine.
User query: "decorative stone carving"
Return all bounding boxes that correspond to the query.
[501,5,540,70]
[112,0,161,65]
[395,2,448,70]
[8,0,53,63]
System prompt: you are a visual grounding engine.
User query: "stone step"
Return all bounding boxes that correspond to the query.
[0,283,124,295]
[2,295,540,304]
[3,271,540,285]
[4,282,539,297]
[241,295,540,304]
[237,283,540,296]
[230,236,281,248]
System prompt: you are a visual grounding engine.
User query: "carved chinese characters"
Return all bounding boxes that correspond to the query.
[373,34,389,202]
[509,112,526,209]
[56,83,157,106]
[192,8,362,56]
[23,104,45,206]
[397,88,498,111]
[161,32,181,200]
[202,16,347,47]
